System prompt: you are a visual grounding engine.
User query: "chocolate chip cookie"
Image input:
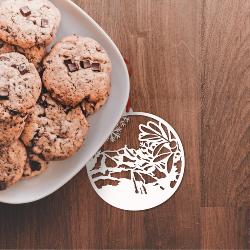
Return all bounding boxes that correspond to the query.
[0,40,47,68]
[21,94,89,161]
[0,52,41,145]
[0,52,42,114]
[43,35,112,110]
[22,153,48,179]
[0,0,61,49]
[0,140,27,190]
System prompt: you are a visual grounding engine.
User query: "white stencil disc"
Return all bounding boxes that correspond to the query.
[86,112,185,211]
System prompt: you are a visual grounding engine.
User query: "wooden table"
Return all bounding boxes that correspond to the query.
[0,0,249,249]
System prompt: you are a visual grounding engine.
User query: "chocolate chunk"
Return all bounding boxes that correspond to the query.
[38,112,46,118]
[64,60,79,72]
[80,60,91,69]
[64,59,72,65]
[0,87,9,100]
[9,109,20,116]
[11,109,26,118]
[0,40,4,49]
[29,160,41,171]
[0,95,9,101]
[91,62,101,72]
[18,64,29,75]
[0,181,7,191]
[41,19,49,28]
[38,98,48,108]
[11,64,17,69]
[20,6,31,17]
[68,63,79,72]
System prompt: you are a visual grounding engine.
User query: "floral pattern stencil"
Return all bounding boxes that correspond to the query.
[86,112,185,211]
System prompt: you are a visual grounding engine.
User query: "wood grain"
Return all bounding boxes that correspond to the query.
[201,0,250,207]
[201,208,249,249]
[0,0,249,249]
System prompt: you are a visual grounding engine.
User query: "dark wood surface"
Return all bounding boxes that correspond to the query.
[0,0,249,249]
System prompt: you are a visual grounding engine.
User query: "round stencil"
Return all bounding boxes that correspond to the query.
[86,112,185,211]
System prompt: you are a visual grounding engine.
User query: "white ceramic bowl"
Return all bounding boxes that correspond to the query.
[0,0,130,204]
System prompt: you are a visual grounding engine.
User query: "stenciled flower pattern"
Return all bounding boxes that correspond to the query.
[88,117,183,195]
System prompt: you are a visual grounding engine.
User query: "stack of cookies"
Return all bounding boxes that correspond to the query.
[0,0,112,190]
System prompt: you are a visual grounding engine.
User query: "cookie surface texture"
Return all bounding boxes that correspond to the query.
[21,94,89,161]
[43,35,112,108]
[0,0,61,48]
